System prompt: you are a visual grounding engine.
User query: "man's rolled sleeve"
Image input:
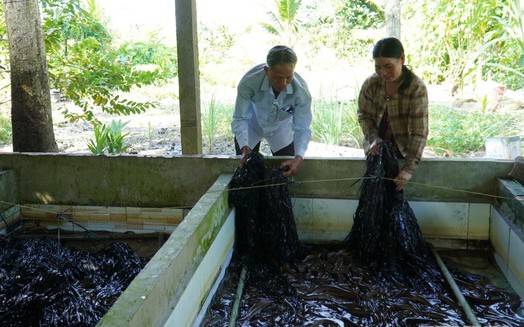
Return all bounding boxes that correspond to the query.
[292,95,312,157]
[231,85,254,149]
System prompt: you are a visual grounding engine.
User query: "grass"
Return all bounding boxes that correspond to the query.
[311,98,363,148]
[194,92,524,158]
[427,104,522,156]
[0,114,11,144]
[201,95,234,154]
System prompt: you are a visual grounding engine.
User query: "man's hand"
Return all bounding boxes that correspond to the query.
[394,170,412,191]
[368,137,383,156]
[240,146,252,166]
[280,155,303,177]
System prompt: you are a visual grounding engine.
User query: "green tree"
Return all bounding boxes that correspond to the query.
[403,0,523,91]
[260,0,303,46]
[478,0,524,89]
[301,0,382,60]
[0,0,177,151]
[42,0,169,124]
[336,0,384,30]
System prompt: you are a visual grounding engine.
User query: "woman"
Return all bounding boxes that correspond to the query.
[358,37,428,190]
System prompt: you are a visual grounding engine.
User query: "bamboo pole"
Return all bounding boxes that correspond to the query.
[429,244,481,327]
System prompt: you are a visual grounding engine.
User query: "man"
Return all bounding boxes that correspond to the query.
[232,45,312,176]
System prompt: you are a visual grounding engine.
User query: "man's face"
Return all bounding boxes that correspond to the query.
[264,63,294,93]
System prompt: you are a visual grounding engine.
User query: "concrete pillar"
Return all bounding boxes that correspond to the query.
[175,0,202,155]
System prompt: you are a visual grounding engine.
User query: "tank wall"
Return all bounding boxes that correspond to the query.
[0,170,17,209]
[97,174,232,327]
[0,153,515,207]
[0,170,20,233]
[293,198,490,246]
[490,206,524,299]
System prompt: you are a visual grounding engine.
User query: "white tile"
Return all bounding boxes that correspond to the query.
[292,198,313,226]
[295,198,357,242]
[508,229,524,295]
[506,267,524,300]
[312,198,357,230]
[410,201,468,238]
[468,203,490,240]
[493,251,509,283]
[490,207,510,262]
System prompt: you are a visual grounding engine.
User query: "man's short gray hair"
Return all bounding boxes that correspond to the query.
[266,45,298,68]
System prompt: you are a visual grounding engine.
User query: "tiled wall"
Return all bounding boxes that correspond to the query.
[9,199,494,247]
[292,198,358,241]
[19,204,186,233]
[491,206,524,299]
[292,198,491,246]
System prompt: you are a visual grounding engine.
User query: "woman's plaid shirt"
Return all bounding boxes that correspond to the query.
[357,72,429,174]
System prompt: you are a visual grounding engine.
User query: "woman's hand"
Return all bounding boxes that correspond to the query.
[280,155,303,177]
[394,170,412,191]
[368,137,383,156]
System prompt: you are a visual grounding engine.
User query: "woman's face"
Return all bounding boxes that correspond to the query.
[374,55,405,82]
[264,63,294,93]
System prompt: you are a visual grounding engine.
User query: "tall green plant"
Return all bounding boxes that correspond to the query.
[87,122,109,154]
[312,99,345,145]
[202,96,221,153]
[404,0,523,91]
[478,0,524,89]
[87,119,130,154]
[0,114,11,144]
[311,96,362,148]
[201,96,235,154]
[260,0,303,45]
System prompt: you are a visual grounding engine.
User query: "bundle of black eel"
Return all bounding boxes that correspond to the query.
[228,152,300,275]
[202,243,524,326]
[344,141,441,287]
[0,235,145,326]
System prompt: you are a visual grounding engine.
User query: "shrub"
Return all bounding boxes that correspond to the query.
[0,115,11,144]
[427,104,520,156]
[311,98,363,148]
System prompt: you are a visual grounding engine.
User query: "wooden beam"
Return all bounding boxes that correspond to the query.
[175,0,202,154]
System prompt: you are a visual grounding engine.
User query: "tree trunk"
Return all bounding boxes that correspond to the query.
[3,0,58,152]
[385,0,401,39]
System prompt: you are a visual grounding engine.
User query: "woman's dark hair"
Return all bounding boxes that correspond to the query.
[372,37,413,91]
[266,45,298,68]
